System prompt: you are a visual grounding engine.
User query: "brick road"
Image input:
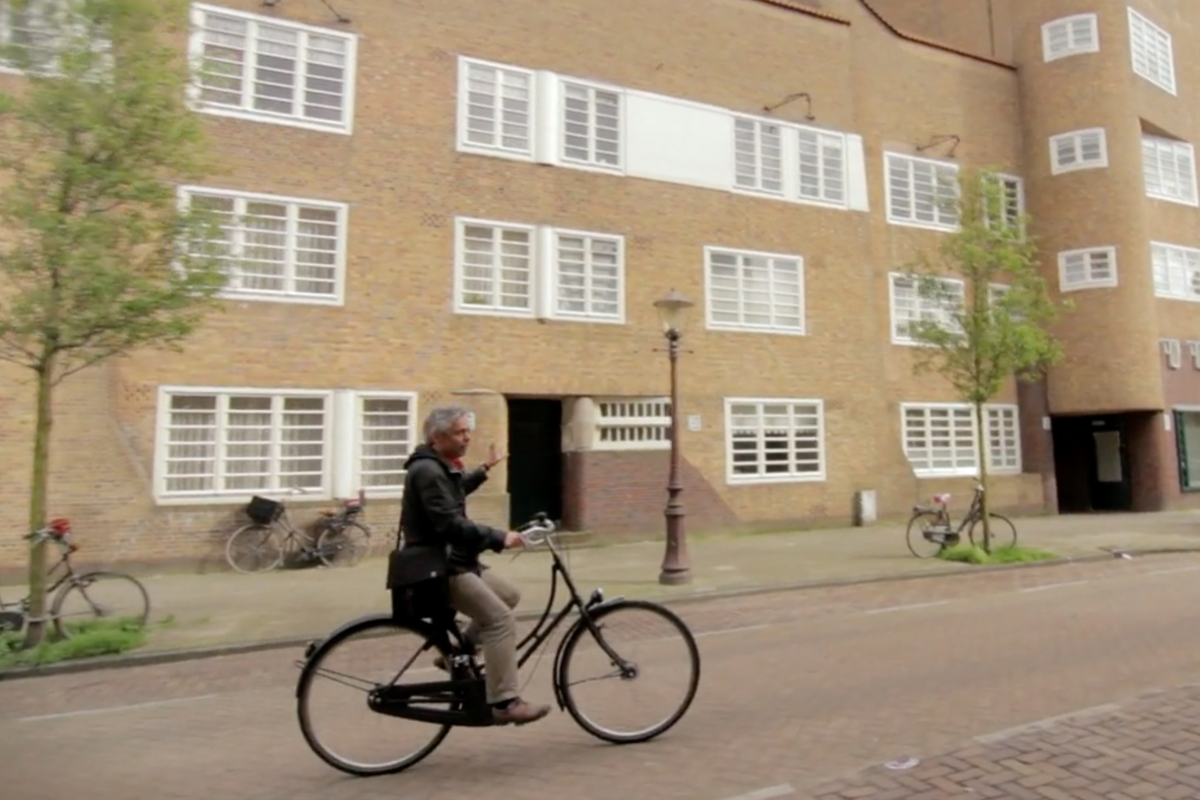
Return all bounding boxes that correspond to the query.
[2,553,1200,800]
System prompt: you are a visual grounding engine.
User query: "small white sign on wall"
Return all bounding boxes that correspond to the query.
[466,412,476,430]
[687,414,702,432]
[1042,416,1051,431]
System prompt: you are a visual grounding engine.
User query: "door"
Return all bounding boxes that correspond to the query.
[506,398,563,527]
[1088,418,1132,511]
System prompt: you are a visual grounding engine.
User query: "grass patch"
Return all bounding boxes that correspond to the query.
[0,617,149,669]
[937,543,1059,565]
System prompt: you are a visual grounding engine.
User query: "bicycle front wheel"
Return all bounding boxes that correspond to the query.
[317,521,371,568]
[52,571,150,640]
[296,616,453,776]
[968,513,1018,550]
[225,524,283,574]
[558,599,700,744]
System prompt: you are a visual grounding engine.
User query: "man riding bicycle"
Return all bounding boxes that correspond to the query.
[391,405,551,726]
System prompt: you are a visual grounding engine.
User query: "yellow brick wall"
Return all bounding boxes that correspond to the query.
[0,0,1048,569]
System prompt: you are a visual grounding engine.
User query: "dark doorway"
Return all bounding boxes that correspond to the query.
[506,398,563,527]
[1051,415,1133,512]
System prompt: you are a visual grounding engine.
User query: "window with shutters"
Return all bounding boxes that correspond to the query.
[705,247,805,334]
[1128,8,1175,94]
[982,173,1025,233]
[1151,242,1200,301]
[188,3,357,134]
[884,153,959,231]
[561,80,622,170]
[1041,14,1099,62]
[726,399,826,483]
[1049,128,1108,174]
[1142,135,1197,206]
[1058,246,1117,291]
[733,117,784,196]
[552,229,623,321]
[593,398,671,451]
[455,220,536,317]
[457,57,534,158]
[356,393,416,492]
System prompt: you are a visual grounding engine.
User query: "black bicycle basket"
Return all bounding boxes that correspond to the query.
[246,495,284,525]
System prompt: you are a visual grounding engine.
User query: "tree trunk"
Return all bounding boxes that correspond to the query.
[974,400,991,554]
[23,357,54,649]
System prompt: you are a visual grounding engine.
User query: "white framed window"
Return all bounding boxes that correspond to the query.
[552,229,623,321]
[1151,241,1200,301]
[1142,135,1197,206]
[177,185,350,304]
[457,57,534,159]
[1162,339,1182,370]
[705,246,805,334]
[180,186,348,305]
[561,79,622,170]
[593,398,671,451]
[798,128,846,205]
[901,402,1021,477]
[889,272,964,345]
[1050,128,1108,174]
[983,173,1024,232]
[187,3,357,134]
[725,399,825,484]
[734,117,784,195]
[1042,14,1099,62]
[156,388,331,499]
[985,406,1021,472]
[0,0,68,74]
[453,217,626,323]
[1128,8,1175,94]
[884,153,959,231]
[355,393,416,492]
[455,219,536,317]
[1058,246,1117,291]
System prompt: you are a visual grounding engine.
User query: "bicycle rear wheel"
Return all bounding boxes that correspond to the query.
[558,600,700,744]
[905,512,945,558]
[296,616,453,776]
[52,571,150,640]
[225,524,283,574]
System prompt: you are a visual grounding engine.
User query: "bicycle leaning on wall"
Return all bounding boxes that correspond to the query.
[224,488,373,574]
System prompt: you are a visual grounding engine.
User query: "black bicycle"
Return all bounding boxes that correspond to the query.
[905,482,1018,558]
[294,512,702,776]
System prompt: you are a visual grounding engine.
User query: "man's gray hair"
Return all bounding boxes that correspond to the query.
[423,405,472,444]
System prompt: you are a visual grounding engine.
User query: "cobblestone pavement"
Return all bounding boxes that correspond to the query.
[808,684,1200,799]
[2,553,1199,800]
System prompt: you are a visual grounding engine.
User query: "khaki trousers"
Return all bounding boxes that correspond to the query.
[447,568,521,704]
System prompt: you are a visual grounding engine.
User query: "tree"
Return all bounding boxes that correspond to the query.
[0,0,227,646]
[899,167,1070,553]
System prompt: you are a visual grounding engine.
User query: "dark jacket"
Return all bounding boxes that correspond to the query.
[398,444,506,575]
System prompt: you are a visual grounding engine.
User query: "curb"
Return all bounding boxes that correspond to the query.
[2,545,1197,682]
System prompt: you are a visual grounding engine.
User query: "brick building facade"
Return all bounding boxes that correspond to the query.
[2,0,1191,569]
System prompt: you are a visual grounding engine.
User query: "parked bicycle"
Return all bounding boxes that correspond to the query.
[294,512,702,777]
[224,488,373,574]
[0,519,150,639]
[906,482,1018,558]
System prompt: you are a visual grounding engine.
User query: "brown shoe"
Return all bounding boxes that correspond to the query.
[492,698,551,726]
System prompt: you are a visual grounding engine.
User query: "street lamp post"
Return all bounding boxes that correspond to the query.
[653,288,695,586]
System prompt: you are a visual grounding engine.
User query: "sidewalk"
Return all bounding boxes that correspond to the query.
[807,682,1200,799]
[6,509,1200,656]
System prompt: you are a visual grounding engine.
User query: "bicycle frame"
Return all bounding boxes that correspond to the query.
[328,515,632,728]
[0,537,77,613]
[917,484,985,535]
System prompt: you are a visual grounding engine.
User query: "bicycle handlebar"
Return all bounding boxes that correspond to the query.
[515,512,557,548]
